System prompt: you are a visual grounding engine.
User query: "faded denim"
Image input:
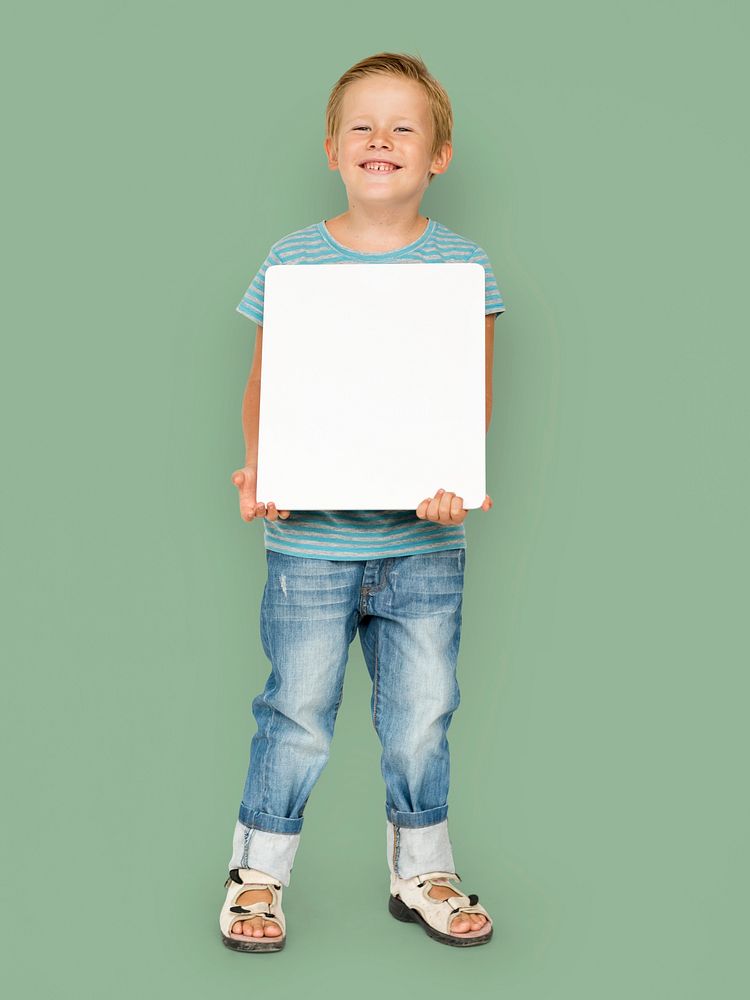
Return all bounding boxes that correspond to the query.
[228,547,465,884]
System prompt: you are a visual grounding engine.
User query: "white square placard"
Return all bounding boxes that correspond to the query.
[256,262,486,510]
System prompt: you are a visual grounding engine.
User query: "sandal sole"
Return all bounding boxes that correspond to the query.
[388,894,493,948]
[221,932,286,953]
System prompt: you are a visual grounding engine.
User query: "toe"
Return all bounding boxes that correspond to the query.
[250,917,266,937]
[450,911,489,934]
[263,920,282,937]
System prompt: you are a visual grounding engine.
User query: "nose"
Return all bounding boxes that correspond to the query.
[368,129,393,150]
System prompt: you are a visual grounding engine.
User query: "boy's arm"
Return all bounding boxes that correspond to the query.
[485,313,496,433]
[241,324,263,468]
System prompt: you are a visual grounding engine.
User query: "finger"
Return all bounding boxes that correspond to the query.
[416,498,430,519]
[426,494,442,521]
[426,488,447,521]
[438,491,456,521]
[266,502,277,521]
[427,486,445,521]
[241,496,260,522]
[449,494,466,523]
[277,510,291,520]
[236,471,257,520]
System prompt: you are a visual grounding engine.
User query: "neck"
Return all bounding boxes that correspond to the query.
[325,209,429,252]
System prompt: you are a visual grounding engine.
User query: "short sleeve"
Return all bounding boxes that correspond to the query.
[469,245,506,316]
[236,247,284,325]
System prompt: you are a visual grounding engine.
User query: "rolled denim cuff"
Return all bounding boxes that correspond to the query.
[386,803,448,828]
[386,818,456,879]
[229,820,300,886]
[239,805,304,835]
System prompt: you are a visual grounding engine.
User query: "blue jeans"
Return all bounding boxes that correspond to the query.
[228,547,465,885]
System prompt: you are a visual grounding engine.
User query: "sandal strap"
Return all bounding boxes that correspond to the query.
[418,870,462,883]
[229,901,278,917]
[220,869,286,937]
[225,867,282,889]
[417,871,467,901]
[391,871,491,937]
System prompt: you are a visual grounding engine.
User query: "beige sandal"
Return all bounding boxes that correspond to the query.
[219,867,286,953]
[389,870,493,947]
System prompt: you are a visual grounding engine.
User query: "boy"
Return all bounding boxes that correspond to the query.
[219,52,506,951]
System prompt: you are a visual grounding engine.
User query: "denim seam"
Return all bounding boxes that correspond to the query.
[260,589,269,653]
[257,596,272,817]
[241,825,252,868]
[260,694,279,817]
[372,624,380,729]
[333,687,344,714]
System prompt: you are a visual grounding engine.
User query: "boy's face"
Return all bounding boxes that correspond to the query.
[324,75,451,206]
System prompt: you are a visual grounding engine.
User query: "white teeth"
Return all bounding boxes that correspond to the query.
[362,162,397,171]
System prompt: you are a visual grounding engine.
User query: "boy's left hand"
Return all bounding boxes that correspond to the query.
[416,488,493,525]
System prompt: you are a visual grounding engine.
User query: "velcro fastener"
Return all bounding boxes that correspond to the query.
[230,900,276,916]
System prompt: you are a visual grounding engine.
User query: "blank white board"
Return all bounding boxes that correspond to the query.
[256,262,486,510]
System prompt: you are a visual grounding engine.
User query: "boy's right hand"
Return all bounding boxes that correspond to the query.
[231,467,292,523]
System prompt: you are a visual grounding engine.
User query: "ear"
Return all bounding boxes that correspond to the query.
[429,141,453,177]
[323,136,339,171]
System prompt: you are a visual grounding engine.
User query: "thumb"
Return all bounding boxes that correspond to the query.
[231,469,252,488]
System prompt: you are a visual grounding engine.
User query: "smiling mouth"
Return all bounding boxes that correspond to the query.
[359,162,401,173]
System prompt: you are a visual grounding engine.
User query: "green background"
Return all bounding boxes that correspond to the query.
[3,0,748,996]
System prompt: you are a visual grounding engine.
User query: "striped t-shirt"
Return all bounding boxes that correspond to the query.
[236,217,506,561]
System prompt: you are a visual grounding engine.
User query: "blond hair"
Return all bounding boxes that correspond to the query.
[325,52,453,185]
